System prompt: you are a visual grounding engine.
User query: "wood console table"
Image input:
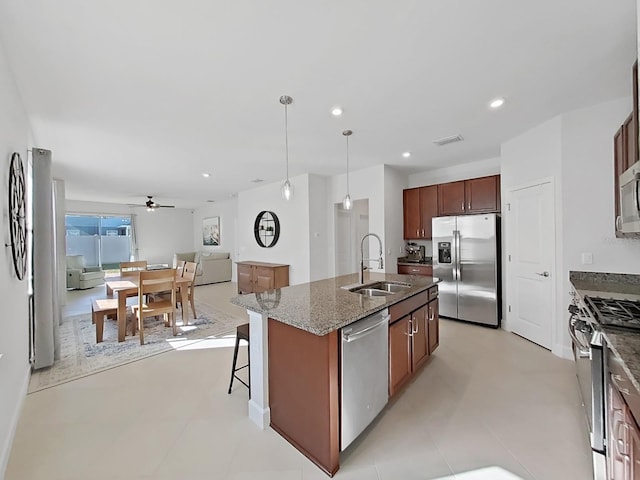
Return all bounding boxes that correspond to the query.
[236,261,290,294]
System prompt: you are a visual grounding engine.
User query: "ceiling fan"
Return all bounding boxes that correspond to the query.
[129,196,175,211]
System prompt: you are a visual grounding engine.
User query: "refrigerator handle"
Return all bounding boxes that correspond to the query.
[455,230,461,281]
[452,230,458,281]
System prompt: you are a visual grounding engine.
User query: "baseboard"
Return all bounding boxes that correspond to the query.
[552,343,573,360]
[0,364,30,479]
[248,399,270,429]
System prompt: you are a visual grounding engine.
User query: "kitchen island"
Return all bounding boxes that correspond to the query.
[231,272,439,476]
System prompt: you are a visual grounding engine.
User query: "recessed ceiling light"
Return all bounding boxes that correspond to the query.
[402,152,411,158]
[489,98,505,109]
[331,106,343,117]
[202,173,210,178]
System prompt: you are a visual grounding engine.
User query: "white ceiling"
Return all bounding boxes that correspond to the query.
[0,0,637,208]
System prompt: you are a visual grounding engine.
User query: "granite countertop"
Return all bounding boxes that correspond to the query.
[570,271,640,393]
[231,272,439,336]
[397,256,433,266]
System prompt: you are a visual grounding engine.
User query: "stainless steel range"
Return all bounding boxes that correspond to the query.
[569,293,640,480]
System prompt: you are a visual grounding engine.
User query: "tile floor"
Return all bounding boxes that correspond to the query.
[6,282,592,480]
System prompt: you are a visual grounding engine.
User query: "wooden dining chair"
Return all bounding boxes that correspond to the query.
[176,260,186,277]
[178,261,198,322]
[120,260,147,277]
[131,269,177,344]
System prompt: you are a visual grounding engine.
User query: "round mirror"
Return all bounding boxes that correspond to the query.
[254,211,280,248]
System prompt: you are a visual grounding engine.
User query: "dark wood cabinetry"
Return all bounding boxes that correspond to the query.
[397,264,433,276]
[438,175,500,216]
[607,345,640,479]
[388,287,438,397]
[403,185,437,239]
[236,261,289,294]
[613,61,638,237]
[403,175,500,239]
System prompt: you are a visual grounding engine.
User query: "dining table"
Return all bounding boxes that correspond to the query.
[105,272,192,342]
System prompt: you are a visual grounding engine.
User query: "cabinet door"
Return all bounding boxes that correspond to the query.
[625,113,636,172]
[411,306,429,372]
[438,181,465,216]
[254,266,275,293]
[389,317,412,397]
[609,381,631,480]
[419,185,438,238]
[237,264,253,294]
[630,414,640,479]
[403,188,421,239]
[428,298,439,354]
[465,175,500,213]
[615,125,626,235]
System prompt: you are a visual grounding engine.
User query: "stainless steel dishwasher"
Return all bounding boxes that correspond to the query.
[340,308,390,450]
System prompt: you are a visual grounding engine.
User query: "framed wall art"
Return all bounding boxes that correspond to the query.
[202,216,220,246]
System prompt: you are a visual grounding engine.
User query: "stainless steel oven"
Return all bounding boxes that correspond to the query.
[569,289,606,480]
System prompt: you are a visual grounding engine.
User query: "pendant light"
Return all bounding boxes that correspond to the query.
[343,129,353,210]
[280,95,294,201]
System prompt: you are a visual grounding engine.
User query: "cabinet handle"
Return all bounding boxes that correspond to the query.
[616,420,630,456]
[411,316,418,335]
[468,202,471,210]
[416,229,420,237]
[616,215,622,232]
[428,307,434,322]
[461,201,465,211]
[408,319,414,337]
[421,229,425,237]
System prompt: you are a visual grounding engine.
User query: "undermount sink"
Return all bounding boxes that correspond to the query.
[351,288,393,297]
[366,281,411,293]
[348,281,411,297]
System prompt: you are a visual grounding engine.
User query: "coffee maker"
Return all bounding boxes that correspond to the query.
[405,242,426,263]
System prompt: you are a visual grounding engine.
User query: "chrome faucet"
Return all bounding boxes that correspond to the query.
[360,233,384,284]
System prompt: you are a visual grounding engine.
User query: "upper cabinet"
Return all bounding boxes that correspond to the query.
[613,61,638,237]
[403,185,437,239]
[403,175,500,240]
[438,175,501,216]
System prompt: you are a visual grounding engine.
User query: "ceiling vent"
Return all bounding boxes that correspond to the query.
[251,178,264,183]
[433,134,464,147]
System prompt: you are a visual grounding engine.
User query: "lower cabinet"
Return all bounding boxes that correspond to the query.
[388,287,439,397]
[236,261,289,294]
[607,346,640,480]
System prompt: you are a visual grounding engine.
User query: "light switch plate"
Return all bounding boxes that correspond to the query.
[581,253,593,265]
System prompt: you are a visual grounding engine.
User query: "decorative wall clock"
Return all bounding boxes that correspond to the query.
[8,152,26,280]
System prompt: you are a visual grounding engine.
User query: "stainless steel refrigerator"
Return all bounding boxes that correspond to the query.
[432,214,500,327]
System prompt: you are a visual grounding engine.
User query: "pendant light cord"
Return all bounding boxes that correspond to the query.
[284,102,289,180]
[346,135,350,194]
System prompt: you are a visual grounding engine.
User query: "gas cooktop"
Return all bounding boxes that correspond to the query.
[585,296,640,331]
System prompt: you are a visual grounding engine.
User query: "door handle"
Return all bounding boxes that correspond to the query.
[535,272,550,277]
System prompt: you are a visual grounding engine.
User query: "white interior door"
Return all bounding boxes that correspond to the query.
[506,180,554,350]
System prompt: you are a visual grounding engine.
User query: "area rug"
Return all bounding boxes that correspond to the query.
[28,301,246,393]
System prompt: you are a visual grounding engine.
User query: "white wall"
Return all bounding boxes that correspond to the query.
[500,97,640,359]
[65,200,194,266]
[308,174,330,281]
[237,173,312,285]
[560,97,640,354]
[192,197,238,281]
[327,165,387,277]
[0,43,32,477]
[500,116,564,356]
[384,166,409,272]
[408,156,501,188]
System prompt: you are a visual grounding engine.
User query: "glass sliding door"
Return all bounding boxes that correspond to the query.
[65,214,132,269]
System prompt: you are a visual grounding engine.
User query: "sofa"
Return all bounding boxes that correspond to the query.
[173,251,232,286]
[66,255,106,289]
